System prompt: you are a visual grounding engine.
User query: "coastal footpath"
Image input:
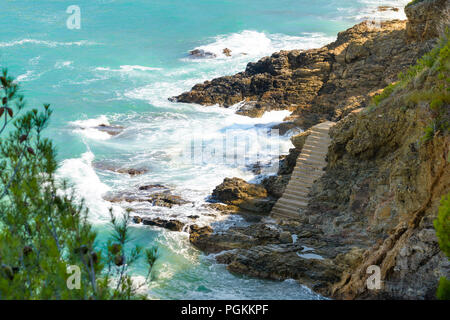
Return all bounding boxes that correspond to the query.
[173,0,449,299]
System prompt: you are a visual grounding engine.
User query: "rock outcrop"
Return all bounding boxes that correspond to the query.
[172,18,436,129]
[211,177,275,214]
[405,0,450,41]
[134,216,185,232]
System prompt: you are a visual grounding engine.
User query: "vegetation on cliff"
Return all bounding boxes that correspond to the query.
[371,30,449,141]
[435,194,450,299]
[0,70,157,299]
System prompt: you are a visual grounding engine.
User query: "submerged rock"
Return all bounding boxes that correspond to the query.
[104,189,189,208]
[148,193,190,208]
[93,162,148,176]
[134,216,185,232]
[189,49,217,58]
[172,19,436,127]
[94,124,124,136]
[223,48,232,57]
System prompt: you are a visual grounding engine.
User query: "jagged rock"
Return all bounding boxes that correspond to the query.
[132,216,142,224]
[148,193,190,208]
[405,0,450,41]
[138,184,169,192]
[134,216,185,232]
[94,124,124,136]
[172,20,436,128]
[93,162,148,176]
[218,246,342,293]
[104,190,189,208]
[189,225,214,251]
[189,223,282,253]
[211,177,274,213]
[189,49,217,58]
[212,177,268,203]
[205,203,240,214]
[279,231,293,244]
[377,6,399,12]
[223,48,232,57]
[261,175,291,198]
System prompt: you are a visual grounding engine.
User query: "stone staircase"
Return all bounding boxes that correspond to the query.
[271,121,335,219]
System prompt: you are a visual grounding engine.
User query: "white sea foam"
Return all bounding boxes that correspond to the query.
[95,65,162,73]
[0,39,96,48]
[69,115,112,140]
[187,30,335,60]
[57,151,118,223]
[55,61,74,69]
[16,70,39,82]
[345,0,410,22]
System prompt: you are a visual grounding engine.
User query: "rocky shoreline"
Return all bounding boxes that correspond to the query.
[171,0,449,300]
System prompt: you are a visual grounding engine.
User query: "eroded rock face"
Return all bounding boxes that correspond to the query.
[172,20,435,128]
[189,223,282,253]
[405,0,450,41]
[306,78,450,299]
[211,177,275,213]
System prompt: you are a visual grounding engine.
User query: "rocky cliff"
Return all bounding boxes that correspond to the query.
[172,10,439,129]
[183,0,450,299]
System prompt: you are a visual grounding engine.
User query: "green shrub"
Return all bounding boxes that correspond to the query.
[434,193,450,300]
[0,69,158,299]
[370,31,449,140]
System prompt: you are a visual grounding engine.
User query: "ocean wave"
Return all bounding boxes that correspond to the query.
[57,151,117,223]
[55,61,74,69]
[16,70,42,82]
[0,39,97,48]
[186,30,335,60]
[69,115,113,141]
[346,0,410,22]
[95,65,163,73]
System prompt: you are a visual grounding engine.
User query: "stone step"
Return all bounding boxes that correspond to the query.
[282,193,309,202]
[284,189,310,198]
[288,180,314,190]
[301,148,328,157]
[305,144,329,151]
[290,174,320,184]
[291,169,322,178]
[294,160,325,169]
[303,141,330,149]
[277,197,308,209]
[273,202,304,214]
[291,172,323,181]
[296,158,327,167]
[271,121,335,220]
[310,127,331,134]
[308,131,332,139]
[306,136,331,144]
[272,205,300,216]
[293,166,324,174]
[271,207,300,219]
[297,155,327,165]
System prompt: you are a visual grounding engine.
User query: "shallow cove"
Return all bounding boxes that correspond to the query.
[0,0,410,299]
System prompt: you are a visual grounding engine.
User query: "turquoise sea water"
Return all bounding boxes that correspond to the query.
[0,0,409,299]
